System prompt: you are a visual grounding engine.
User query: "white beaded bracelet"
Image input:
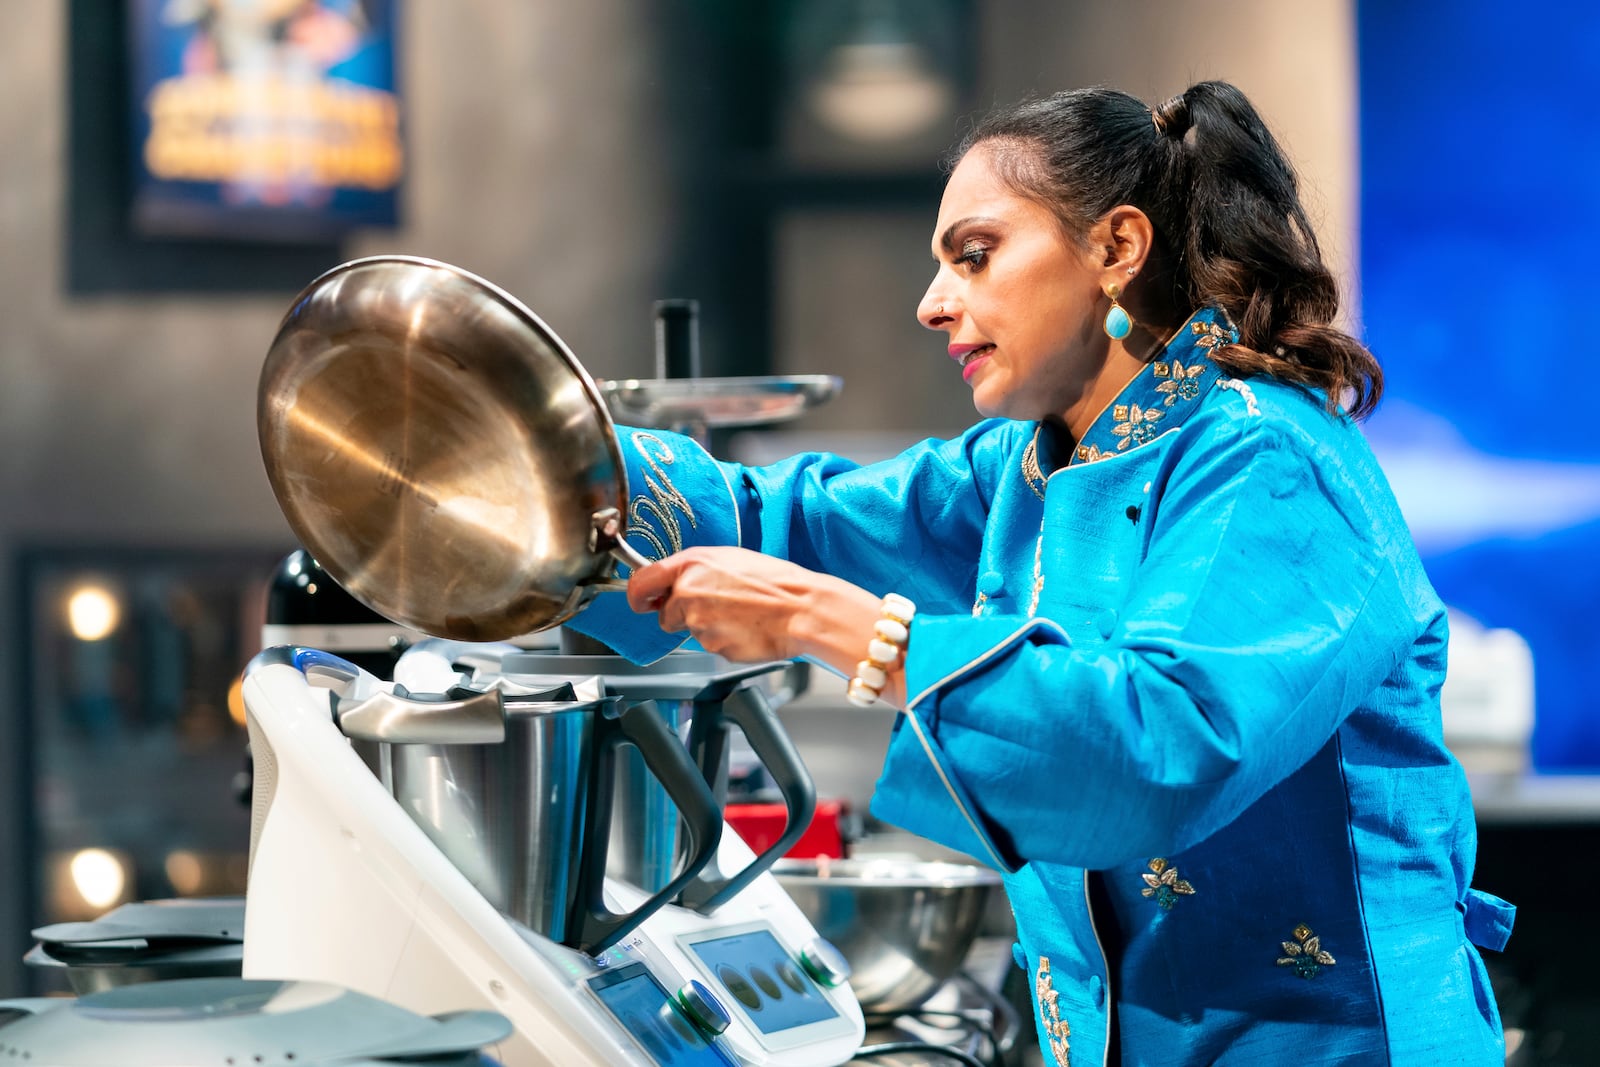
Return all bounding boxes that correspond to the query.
[846,593,917,707]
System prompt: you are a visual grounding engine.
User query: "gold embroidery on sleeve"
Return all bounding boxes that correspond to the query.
[627,432,699,559]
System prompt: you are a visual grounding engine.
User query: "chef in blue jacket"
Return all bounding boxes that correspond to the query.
[568,81,1514,1065]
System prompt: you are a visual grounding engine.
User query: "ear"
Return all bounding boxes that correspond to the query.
[1090,205,1155,284]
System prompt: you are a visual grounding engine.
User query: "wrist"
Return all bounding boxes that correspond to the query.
[785,581,914,708]
[787,577,881,666]
[845,593,914,708]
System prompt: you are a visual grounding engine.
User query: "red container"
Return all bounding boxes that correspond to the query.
[725,799,850,859]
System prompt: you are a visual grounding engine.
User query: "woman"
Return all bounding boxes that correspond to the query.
[568,81,1513,1065]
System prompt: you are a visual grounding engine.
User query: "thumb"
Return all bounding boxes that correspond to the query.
[625,555,682,614]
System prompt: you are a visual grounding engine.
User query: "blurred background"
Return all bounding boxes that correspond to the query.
[0,0,1594,1060]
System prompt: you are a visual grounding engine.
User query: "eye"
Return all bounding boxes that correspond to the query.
[957,239,989,272]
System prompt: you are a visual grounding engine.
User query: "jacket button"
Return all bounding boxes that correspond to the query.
[1089,974,1105,1008]
[977,570,1004,598]
[1094,609,1117,639]
[1011,941,1027,972]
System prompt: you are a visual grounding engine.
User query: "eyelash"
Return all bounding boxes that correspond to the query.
[957,241,989,271]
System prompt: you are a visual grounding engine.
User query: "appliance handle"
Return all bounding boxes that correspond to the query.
[246,645,381,704]
[247,644,368,686]
[680,684,817,913]
[334,688,507,744]
[573,699,723,954]
[248,645,507,743]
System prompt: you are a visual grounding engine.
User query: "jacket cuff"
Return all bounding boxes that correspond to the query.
[870,709,1020,873]
[873,614,1076,870]
[561,427,741,664]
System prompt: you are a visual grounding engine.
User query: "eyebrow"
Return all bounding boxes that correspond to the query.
[936,215,1004,258]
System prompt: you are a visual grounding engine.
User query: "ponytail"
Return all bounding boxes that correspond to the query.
[960,81,1383,419]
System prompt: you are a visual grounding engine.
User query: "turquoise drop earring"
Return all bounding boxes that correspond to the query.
[1103,283,1133,341]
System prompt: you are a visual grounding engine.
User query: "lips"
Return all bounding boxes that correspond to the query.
[949,343,993,368]
[950,343,993,383]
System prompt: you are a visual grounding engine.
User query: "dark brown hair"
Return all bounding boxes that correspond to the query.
[958,81,1382,419]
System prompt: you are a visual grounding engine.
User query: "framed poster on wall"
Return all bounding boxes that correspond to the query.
[126,0,402,241]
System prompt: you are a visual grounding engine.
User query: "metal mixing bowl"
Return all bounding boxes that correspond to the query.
[772,857,1002,1014]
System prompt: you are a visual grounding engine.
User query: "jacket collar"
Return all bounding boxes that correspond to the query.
[1034,306,1239,473]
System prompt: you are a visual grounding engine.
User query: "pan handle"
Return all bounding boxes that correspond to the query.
[584,507,653,592]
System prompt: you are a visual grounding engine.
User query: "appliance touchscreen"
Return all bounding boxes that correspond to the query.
[689,929,840,1034]
[589,963,737,1066]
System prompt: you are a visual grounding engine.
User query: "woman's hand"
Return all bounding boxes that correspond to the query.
[626,547,904,705]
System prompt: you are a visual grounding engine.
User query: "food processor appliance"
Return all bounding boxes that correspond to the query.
[240,643,866,1066]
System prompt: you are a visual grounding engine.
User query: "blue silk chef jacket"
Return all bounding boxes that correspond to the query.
[568,308,1515,1066]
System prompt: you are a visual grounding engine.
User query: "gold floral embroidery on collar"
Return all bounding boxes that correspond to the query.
[1190,319,1236,351]
[1153,360,1207,406]
[1067,308,1235,466]
[1111,403,1165,451]
[1073,443,1110,463]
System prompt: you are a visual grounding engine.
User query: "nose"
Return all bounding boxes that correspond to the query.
[917,281,955,330]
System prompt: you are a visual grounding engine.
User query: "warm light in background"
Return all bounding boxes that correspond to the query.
[807,41,952,143]
[159,849,248,898]
[803,0,953,144]
[165,850,205,896]
[65,584,121,641]
[227,674,248,728]
[68,848,128,910]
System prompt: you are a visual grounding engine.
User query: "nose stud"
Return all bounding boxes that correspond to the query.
[938,305,945,314]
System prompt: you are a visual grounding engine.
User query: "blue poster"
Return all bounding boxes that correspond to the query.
[127,0,402,240]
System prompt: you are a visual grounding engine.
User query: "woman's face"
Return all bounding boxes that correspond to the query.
[918,143,1109,423]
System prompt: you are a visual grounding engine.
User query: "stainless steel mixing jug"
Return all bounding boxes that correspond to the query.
[500,649,817,915]
[283,647,723,954]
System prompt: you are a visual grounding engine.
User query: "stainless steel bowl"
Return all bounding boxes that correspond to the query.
[772,857,1002,1014]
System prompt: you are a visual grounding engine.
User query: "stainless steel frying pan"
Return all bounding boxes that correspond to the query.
[257,255,648,641]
